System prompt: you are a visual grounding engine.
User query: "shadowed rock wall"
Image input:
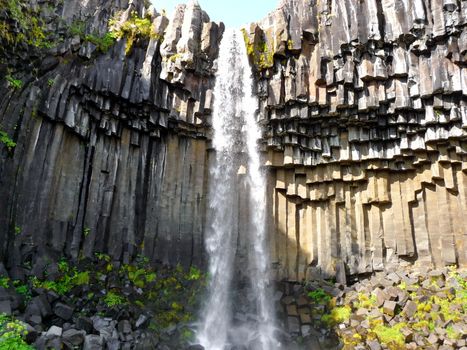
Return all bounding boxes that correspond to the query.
[0,0,223,277]
[243,0,467,281]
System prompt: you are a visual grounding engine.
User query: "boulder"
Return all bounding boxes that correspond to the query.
[83,335,104,350]
[53,302,74,320]
[382,300,397,316]
[46,325,63,337]
[62,329,86,346]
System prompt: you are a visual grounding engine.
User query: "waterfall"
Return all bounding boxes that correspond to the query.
[197,29,279,350]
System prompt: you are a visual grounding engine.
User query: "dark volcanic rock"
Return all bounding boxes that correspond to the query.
[54,302,74,321]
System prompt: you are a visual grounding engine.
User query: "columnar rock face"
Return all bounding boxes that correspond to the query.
[0,0,466,282]
[0,0,223,276]
[243,0,467,280]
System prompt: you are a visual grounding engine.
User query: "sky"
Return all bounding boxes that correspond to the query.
[151,0,279,28]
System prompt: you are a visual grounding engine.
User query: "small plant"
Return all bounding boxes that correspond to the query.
[83,227,90,237]
[0,278,9,289]
[0,313,33,349]
[84,32,115,53]
[12,281,30,301]
[68,20,85,37]
[5,75,22,89]
[187,266,201,281]
[0,130,16,151]
[322,305,351,326]
[95,252,111,262]
[31,264,89,295]
[47,78,54,87]
[372,323,406,347]
[109,11,162,55]
[14,226,21,236]
[307,288,332,304]
[103,291,126,307]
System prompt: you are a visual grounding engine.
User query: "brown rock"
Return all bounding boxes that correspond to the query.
[367,340,382,350]
[374,288,388,307]
[401,327,414,342]
[402,300,417,318]
[427,333,440,345]
[286,304,298,316]
[383,300,398,316]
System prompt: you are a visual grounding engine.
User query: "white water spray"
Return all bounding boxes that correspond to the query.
[197,29,279,350]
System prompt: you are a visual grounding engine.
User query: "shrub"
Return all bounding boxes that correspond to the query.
[307,288,332,304]
[109,11,162,55]
[0,313,33,350]
[0,130,16,151]
[5,75,22,89]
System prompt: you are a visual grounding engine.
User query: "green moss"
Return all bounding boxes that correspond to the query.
[372,323,406,347]
[168,53,182,62]
[109,11,163,55]
[322,305,351,326]
[85,32,115,53]
[103,291,127,307]
[31,263,90,295]
[5,75,23,89]
[241,28,273,70]
[0,278,9,289]
[308,288,332,304]
[68,20,85,37]
[355,293,377,309]
[83,227,90,237]
[0,130,16,151]
[446,325,461,340]
[0,0,52,48]
[187,266,201,281]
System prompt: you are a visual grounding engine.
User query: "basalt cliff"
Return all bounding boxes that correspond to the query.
[0,0,466,283]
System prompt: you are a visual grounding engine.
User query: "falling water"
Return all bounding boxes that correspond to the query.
[197,29,279,350]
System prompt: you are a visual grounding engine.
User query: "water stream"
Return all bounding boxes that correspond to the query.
[196,29,279,350]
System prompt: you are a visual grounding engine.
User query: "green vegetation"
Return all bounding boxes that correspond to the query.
[0,253,205,346]
[31,260,89,295]
[322,305,351,326]
[83,227,90,237]
[321,266,467,349]
[14,281,31,301]
[5,74,23,89]
[0,130,16,151]
[0,278,9,289]
[103,291,127,307]
[241,28,274,70]
[371,322,406,347]
[68,20,86,37]
[308,288,332,304]
[84,32,115,53]
[0,0,52,49]
[0,313,33,350]
[187,266,202,281]
[354,292,377,309]
[109,11,163,55]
